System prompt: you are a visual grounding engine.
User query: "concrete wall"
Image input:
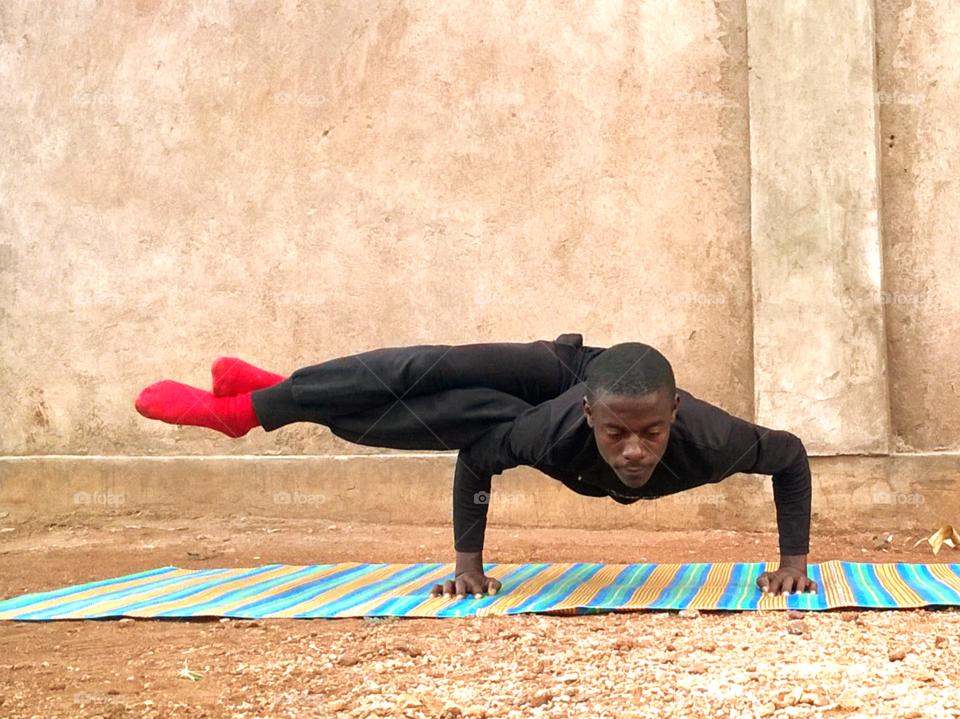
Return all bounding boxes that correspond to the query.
[1,0,959,535]
[0,0,752,460]
[876,0,960,452]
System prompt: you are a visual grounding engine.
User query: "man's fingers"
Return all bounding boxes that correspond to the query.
[780,575,797,596]
[760,574,783,596]
[488,578,502,596]
[429,583,443,598]
[757,573,772,594]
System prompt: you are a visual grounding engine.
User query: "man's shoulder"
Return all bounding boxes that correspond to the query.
[671,388,742,451]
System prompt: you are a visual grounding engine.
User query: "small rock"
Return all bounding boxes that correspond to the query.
[745,665,757,672]
[463,706,487,719]
[838,696,860,711]
[526,691,552,708]
[392,641,422,657]
[889,647,909,662]
[799,693,817,705]
[439,706,462,719]
[678,608,700,619]
[338,652,360,667]
[48,683,66,691]
[328,699,348,711]
[665,643,676,652]
[464,632,481,643]
[758,702,776,717]
[786,620,808,635]
[687,663,708,675]
[786,609,805,620]
[700,641,718,653]
[840,611,859,622]
[118,618,135,627]
[935,635,948,648]
[904,712,924,719]
[557,672,579,683]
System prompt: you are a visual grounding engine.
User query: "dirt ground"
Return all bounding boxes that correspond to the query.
[1,511,959,719]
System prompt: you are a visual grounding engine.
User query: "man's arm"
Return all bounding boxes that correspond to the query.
[430,431,515,599]
[722,418,817,595]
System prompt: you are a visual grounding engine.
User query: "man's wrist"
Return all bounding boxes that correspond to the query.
[455,550,484,576]
[778,553,808,572]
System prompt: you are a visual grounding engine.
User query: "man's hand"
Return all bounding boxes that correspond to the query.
[430,570,501,600]
[757,554,818,595]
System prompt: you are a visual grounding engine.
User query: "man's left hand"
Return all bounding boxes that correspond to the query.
[757,566,818,595]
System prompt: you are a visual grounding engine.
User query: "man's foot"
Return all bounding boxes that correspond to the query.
[211,357,287,396]
[135,380,260,437]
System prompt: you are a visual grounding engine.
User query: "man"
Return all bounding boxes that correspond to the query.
[135,333,817,600]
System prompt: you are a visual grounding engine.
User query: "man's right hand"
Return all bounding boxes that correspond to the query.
[429,570,501,600]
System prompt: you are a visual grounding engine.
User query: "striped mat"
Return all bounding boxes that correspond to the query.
[1,561,959,621]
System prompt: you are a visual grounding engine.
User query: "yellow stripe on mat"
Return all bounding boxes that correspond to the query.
[875,564,925,608]
[686,561,735,610]
[625,563,683,607]
[0,568,195,619]
[262,565,413,618]
[477,563,576,617]
[333,564,455,618]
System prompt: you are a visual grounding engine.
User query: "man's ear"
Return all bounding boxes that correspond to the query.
[582,396,594,428]
[670,392,680,423]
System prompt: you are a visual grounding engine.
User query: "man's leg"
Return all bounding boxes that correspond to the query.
[250,337,585,432]
[135,335,587,445]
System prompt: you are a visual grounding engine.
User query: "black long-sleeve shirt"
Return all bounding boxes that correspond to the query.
[453,384,811,556]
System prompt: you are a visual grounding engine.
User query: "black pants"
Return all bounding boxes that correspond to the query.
[250,333,604,450]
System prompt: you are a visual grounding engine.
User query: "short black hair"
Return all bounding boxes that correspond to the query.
[584,342,675,401]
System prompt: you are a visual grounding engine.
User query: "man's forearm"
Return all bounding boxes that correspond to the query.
[452,451,492,553]
[770,434,812,556]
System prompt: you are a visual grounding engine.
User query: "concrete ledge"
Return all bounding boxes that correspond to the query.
[1,453,958,534]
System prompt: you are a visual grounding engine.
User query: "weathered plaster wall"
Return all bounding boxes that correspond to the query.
[0,0,752,457]
[876,0,960,452]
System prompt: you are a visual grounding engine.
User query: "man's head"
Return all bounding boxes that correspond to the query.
[582,343,680,489]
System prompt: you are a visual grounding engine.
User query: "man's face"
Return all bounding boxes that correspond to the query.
[582,389,680,488]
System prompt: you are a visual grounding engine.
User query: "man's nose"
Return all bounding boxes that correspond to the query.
[621,435,648,462]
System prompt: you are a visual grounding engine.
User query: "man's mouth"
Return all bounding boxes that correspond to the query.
[619,466,652,487]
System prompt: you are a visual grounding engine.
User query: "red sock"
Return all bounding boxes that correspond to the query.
[211,357,287,397]
[135,380,260,437]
